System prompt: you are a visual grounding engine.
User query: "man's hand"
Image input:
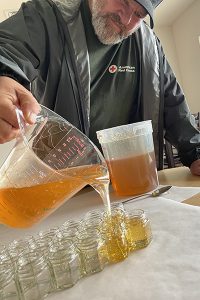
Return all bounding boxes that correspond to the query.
[0,76,40,144]
[190,159,200,176]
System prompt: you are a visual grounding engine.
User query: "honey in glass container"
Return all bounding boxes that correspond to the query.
[97,121,158,197]
[101,210,129,264]
[106,151,157,196]
[124,209,152,251]
[0,164,108,228]
[0,105,111,228]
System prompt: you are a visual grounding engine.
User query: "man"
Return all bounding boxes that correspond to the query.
[0,0,199,175]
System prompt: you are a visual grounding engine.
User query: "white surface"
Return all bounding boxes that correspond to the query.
[1,186,200,299]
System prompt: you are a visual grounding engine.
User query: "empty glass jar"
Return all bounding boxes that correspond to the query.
[16,251,52,300]
[48,240,81,290]
[82,209,103,231]
[0,259,19,300]
[76,230,105,276]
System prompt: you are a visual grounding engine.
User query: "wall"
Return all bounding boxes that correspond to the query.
[154,26,183,86]
[0,0,23,21]
[172,0,200,113]
[154,0,200,113]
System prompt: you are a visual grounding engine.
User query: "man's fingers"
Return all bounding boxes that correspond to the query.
[0,97,20,128]
[17,89,41,124]
[190,159,200,176]
[0,77,40,144]
[0,118,20,144]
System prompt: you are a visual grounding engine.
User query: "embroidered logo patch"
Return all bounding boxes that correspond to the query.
[109,65,118,73]
[108,65,135,74]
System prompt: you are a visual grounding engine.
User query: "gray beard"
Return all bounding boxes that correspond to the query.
[91,14,128,45]
[92,16,126,45]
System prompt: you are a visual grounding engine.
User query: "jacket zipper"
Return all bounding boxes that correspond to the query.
[156,39,165,170]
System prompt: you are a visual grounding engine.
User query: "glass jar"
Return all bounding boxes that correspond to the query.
[34,235,54,257]
[82,210,103,231]
[76,231,105,276]
[0,259,19,300]
[101,210,129,264]
[38,228,60,242]
[16,251,52,300]
[58,220,80,242]
[8,237,37,264]
[62,219,80,230]
[48,240,81,290]
[124,209,152,251]
[110,202,125,212]
[0,247,11,266]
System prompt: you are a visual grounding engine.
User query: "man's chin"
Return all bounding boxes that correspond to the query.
[92,16,129,45]
[94,26,127,45]
[97,34,124,45]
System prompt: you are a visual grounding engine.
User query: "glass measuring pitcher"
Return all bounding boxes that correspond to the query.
[0,106,109,228]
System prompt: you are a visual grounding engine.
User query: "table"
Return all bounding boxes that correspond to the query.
[158,166,200,206]
[1,167,200,300]
[158,166,200,187]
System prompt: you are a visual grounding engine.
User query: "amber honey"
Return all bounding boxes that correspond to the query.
[104,233,128,263]
[125,214,152,251]
[101,212,129,264]
[100,209,152,262]
[106,152,158,196]
[0,165,108,228]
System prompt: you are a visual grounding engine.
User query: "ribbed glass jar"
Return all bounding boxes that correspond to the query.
[0,259,19,300]
[8,237,37,265]
[101,209,129,264]
[48,240,81,290]
[82,209,103,231]
[58,220,80,242]
[62,220,80,230]
[34,235,54,257]
[16,251,52,300]
[110,202,125,212]
[38,228,60,243]
[76,230,105,276]
[124,209,152,251]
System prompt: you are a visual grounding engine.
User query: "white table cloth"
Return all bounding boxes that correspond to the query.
[1,185,200,300]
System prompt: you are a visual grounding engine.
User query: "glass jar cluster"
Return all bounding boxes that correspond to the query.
[0,203,152,299]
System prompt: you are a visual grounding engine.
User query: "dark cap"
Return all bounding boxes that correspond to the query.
[135,0,163,28]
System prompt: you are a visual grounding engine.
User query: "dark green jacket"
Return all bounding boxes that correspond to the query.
[0,0,199,169]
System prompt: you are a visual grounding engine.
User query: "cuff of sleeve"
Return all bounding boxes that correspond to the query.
[0,55,31,90]
[180,147,200,167]
[0,72,30,90]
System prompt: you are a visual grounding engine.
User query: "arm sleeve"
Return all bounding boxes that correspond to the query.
[162,51,200,167]
[0,0,61,91]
